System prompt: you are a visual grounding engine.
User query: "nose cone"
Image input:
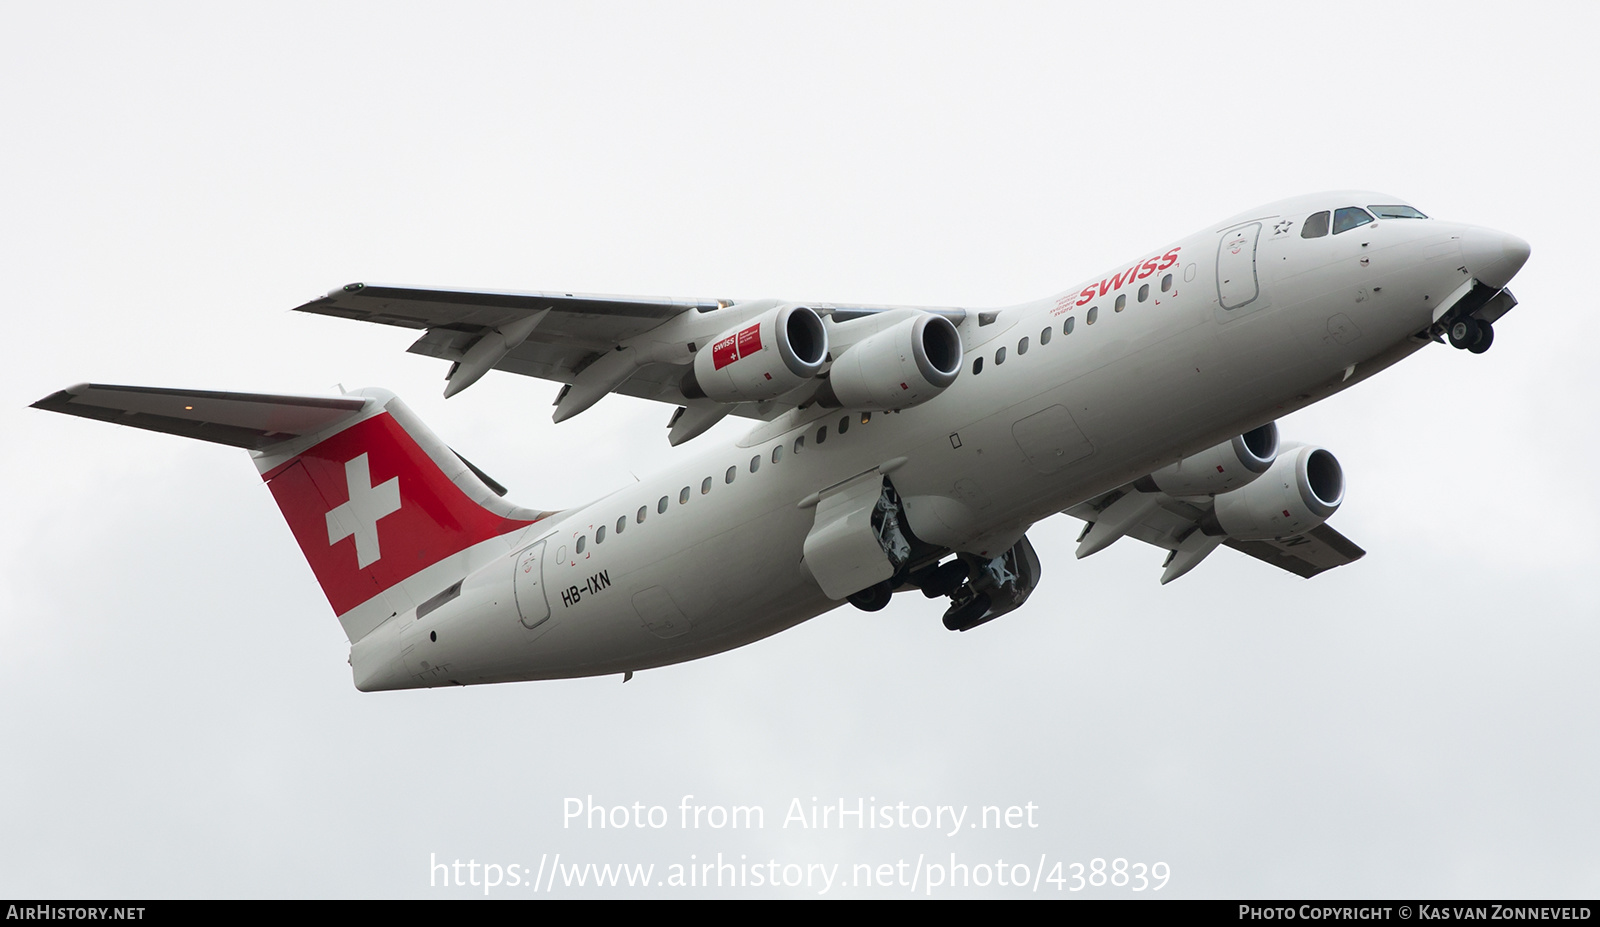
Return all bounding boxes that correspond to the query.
[1501,232,1532,278]
[1461,228,1532,290]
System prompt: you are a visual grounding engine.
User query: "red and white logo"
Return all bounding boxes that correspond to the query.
[711,323,764,370]
[324,453,401,568]
[263,413,534,615]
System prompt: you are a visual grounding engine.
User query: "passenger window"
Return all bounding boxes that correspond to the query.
[658,496,668,514]
[615,516,626,535]
[772,444,783,464]
[1333,207,1374,234]
[1137,284,1149,303]
[995,346,1006,365]
[679,486,690,504]
[1087,306,1098,324]
[725,466,736,484]
[793,435,804,455]
[1115,294,1126,312]
[973,357,983,375]
[576,535,586,554]
[1018,336,1029,355]
[701,477,712,495]
[1064,317,1075,334]
[1301,210,1330,238]
[860,412,871,425]
[749,454,760,473]
[838,416,848,435]
[636,505,646,524]
[817,426,827,444]
[1040,326,1051,345]
[597,525,606,543]
[1161,273,1172,292]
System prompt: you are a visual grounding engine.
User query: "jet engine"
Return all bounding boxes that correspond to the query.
[816,313,963,411]
[680,304,828,403]
[1138,424,1279,497]
[1200,444,1344,540]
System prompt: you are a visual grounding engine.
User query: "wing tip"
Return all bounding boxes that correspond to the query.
[30,383,92,412]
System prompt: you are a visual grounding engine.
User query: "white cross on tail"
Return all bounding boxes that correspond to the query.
[325,453,401,568]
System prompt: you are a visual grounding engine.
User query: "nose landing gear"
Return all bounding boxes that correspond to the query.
[1429,281,1517,355]
[1448,317,1494,354]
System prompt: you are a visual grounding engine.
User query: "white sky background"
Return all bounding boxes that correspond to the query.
[3,1,1596,899]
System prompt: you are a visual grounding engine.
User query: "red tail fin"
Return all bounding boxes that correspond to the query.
[33,384,546,640]
[259,406,538,618]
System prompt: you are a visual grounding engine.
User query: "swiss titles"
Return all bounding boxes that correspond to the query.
[1074,247,1182,307]
[711,324,764,370]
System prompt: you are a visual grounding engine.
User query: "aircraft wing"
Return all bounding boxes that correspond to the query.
[1062,488,1365,583]
[295,283,729,406]
[293,283,968,427]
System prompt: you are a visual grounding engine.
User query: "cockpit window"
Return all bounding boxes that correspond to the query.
[1301,210,1330,238]
[1333,206,1375,234]
[1369,205,1427,219]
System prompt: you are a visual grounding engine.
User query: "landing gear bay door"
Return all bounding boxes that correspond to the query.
[802,470,909,600]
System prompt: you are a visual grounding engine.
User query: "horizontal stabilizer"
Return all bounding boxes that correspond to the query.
[31,384,367,450]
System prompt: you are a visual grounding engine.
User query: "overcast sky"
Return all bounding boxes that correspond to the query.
[4,1,1596,899]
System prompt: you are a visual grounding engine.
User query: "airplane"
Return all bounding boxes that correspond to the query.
[32,192,1530,691]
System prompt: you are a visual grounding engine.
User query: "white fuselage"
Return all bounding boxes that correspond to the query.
[349,192,1526,690]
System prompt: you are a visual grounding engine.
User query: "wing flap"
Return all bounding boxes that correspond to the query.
[1222,524,1366,579]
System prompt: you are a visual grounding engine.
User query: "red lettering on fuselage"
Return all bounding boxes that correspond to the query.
[1075,247,1183,306]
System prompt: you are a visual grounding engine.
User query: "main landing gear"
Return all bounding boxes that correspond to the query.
[1448,316,1494,354]
[933,539,1042,631]
[846,581,893,612]
[849,536,1043,633]
[830,478,1043,630]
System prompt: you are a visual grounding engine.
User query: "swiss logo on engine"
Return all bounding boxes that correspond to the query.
[737,324,762,357]
[712,324,764,370]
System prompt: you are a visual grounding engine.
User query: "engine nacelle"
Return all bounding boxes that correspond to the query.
[817,313,963,411]
[1139,424,1279,497]
[1200,444,1344,540]
[681,304,828,404]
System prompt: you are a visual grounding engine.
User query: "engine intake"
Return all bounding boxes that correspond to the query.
[681,304,828,403]
[1201,444,1344,540]
[1138,423,1279,497]
[817,313,963,411]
